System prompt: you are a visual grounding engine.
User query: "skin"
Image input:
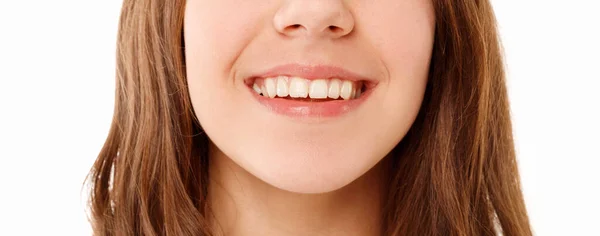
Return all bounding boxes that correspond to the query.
[184,0,435,235]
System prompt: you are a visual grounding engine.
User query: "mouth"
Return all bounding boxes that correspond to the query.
[249,76,368,101]
[244,64,378,119]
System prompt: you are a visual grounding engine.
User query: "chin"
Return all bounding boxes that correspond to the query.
[225,138,387,194]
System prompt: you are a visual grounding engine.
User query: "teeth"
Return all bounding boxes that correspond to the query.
[309,79,328,99]
[276,76,289,97]
[260,84,268,97]
[289,77,309,98]
[264,77,277,98]
[252,83,262,94]
[328,78,341,99]
[340,80,353,100]
[252,76,364,100]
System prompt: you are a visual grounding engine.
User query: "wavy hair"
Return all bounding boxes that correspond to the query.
[87,0,532,235]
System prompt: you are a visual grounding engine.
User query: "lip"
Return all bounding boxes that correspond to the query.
[244,63,377,119]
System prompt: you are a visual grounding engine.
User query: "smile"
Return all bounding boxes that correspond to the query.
[244,64,377,119]
[252,76,365,100]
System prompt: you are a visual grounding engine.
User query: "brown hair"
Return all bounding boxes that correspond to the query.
[87,0,532,235]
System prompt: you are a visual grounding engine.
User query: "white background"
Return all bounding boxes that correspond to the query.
[0,0,598,235]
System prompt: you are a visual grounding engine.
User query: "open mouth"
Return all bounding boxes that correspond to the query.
[247,76,370,102]
[245,75,375,119]
[242,64,377,119]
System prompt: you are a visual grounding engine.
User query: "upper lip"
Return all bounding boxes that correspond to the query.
[244,63,376,84]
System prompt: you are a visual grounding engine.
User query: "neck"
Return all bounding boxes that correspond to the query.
[207,143,390,236]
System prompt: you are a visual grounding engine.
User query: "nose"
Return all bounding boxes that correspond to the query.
[273,0,355,39]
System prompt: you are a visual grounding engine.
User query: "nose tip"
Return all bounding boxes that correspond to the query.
[273,1,355,39]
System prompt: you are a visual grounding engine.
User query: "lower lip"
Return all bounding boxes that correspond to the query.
[249,87,373,118]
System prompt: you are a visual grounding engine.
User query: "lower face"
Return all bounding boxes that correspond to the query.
[184,0,435,193]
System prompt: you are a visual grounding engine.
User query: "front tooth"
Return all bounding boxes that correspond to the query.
[265,78,277,98]
[252,83,262,94]
[289,77,309,98]
[309,79,328,99]
[276,76,289,97]
[328,78,341,99]
[350,87,356,99]
[340,80,353,100]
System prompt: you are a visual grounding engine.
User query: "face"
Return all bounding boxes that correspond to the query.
[184,0,435,193]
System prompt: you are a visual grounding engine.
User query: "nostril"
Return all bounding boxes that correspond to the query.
[328,25,344,34]
[287,24,302,30]
[282,24,304,33]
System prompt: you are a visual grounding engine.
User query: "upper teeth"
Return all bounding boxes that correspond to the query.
[252,76,363,100]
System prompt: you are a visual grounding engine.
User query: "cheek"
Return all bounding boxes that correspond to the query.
[183,0,268,121]
[183,0,268,82]
[358,0,435,77]
[358,0,435,120]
